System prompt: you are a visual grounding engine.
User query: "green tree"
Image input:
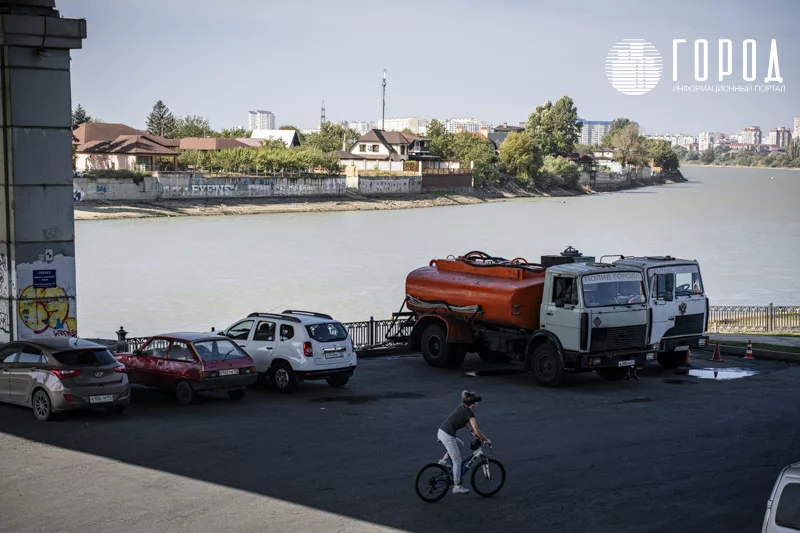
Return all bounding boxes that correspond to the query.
[525,96,581,157]
[601,118,636,147]
[541,155,582,189]
[304,122,359,153]
[700,147,716,164]
[219,127,252,138]
[426,119,454,158]
[574,143,595,157]
[146,100,176,138]
[609,124,647,167]
[647,140,680,171]
[72,104,91,127]
[172,115,215,138]
[498,132,541,180]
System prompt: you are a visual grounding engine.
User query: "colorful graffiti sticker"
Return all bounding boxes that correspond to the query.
[18,285,77,336]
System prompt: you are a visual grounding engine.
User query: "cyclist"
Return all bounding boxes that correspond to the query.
[437,390,491,495]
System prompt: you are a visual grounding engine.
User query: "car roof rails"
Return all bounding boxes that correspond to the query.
[247,312,301,323]
[281,310,333,320]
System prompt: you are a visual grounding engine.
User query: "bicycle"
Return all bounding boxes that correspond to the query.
[414,436,506,502]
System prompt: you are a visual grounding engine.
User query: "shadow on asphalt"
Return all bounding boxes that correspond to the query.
[0,351,796,533]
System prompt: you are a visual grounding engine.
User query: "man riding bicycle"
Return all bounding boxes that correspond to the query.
[437,390,491,495]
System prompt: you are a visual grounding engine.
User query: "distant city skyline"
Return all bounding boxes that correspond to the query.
[60,1,798,135]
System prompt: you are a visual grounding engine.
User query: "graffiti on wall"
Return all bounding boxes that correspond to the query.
[190,184,235,194]
[96,185,107,193]
[0,252,8,299]
[73,190,85,201]
[16,254,77,339]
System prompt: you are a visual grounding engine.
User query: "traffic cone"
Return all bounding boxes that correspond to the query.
[744,340,755,360]
[684,347,692,366]
[711,343,723,362]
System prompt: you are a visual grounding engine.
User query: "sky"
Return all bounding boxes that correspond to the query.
[59,0,799,135]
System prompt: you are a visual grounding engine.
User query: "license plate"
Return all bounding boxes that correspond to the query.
[674,345,689,351]
[218,369,239,376]
[325,352,344,359]
[617,360,635,367]
[89,394,114,404]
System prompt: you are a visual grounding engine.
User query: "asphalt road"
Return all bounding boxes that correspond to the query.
[1,352,798,533]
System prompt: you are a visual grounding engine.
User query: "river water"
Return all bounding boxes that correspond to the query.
[75,166,800,338]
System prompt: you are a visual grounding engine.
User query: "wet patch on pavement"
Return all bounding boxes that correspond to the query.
[687,367,759,380]
[308,391,425,405]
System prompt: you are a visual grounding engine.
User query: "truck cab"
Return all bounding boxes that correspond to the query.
[539,264,657,380]
[610,256,709,369]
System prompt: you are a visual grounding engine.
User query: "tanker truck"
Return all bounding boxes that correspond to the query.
[403,251,659,387]
[540,247,710,370]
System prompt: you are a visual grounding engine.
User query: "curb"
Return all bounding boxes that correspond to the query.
[703,344,800,364]
[356,347,413,358]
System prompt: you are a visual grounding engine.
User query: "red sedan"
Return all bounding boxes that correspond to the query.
[115,333,258,405]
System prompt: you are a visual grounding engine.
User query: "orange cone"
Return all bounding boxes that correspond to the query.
[744,340,755,360]
[711,343,723,362]
[684,348,692,366]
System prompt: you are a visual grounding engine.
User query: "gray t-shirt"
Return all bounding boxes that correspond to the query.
[440,404,475,437]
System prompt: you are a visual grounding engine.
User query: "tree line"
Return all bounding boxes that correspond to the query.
[677,139,800,169]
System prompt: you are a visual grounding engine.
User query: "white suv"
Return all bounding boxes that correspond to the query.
[219,310,356,392]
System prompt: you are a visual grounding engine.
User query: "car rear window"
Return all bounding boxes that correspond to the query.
[306,322,348,343]
[52,349,116,367]
[192,339,248,361]
[776,482,800,530]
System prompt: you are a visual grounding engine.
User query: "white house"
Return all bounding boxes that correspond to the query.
[250,129,300,147]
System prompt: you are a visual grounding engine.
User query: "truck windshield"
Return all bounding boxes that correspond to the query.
[582,272,646,307]
[647,264,703,297]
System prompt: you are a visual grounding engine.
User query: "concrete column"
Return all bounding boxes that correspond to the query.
[0,1,86,342]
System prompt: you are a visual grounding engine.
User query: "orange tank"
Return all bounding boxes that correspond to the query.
[405,256,546,330]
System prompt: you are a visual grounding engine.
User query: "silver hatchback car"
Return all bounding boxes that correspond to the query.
[0,338,130,421]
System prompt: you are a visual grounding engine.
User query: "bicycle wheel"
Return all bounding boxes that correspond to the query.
[415,463,451,503]
[471,458,506,497]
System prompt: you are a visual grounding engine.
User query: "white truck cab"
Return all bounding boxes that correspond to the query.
[762,462,800,532]
[609,256,709,369]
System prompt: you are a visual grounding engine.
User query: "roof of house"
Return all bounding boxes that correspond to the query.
[179,138,249,150]
[250,129,299,146]
[77,134,179,156]
[357,129,424,146]
[72,122,180,148]
[235,138,264,148]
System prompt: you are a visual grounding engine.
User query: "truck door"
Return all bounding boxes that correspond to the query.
[544,276,581,352]
[648,271,675,346]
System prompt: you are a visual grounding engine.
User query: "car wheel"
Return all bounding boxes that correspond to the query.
[32,389,54,421]
[421,324,466,368]
[326,376,349,388]
[104,405,127,415]
[176,380,196,405]
[228,389,247,401]
[271,361,298,393]
[531,343,565,387]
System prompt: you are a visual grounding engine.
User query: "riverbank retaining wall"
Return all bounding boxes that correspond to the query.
[73,173,348,202]
[346,175,423,195]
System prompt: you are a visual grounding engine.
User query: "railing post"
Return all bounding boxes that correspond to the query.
[769,302,774,332]
[369,316,374,347]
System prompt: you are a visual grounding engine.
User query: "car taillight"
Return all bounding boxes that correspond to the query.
[303,342,313,357]
[113,365,127,374]
[51,369,80,380]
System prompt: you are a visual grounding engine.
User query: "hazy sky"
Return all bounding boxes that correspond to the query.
[60,0,798,135]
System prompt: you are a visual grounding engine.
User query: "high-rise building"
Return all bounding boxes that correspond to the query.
[378,117,426,134]
[248,110,275,131]
[794,117,800,139]
[579,120,612,145]
[443,118,491,134]
[699,132,723,152]
[767,127,792,149]
[741,126,762,145]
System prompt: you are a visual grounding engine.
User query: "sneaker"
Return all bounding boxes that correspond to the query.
[438,459,452,468]
[452,485,470,495]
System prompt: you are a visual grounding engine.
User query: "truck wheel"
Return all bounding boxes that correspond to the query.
[421,324,463,368]
[657,352,684,369]
[596,368,628,381]
[531,343,565,387]
[477,350,513,364]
